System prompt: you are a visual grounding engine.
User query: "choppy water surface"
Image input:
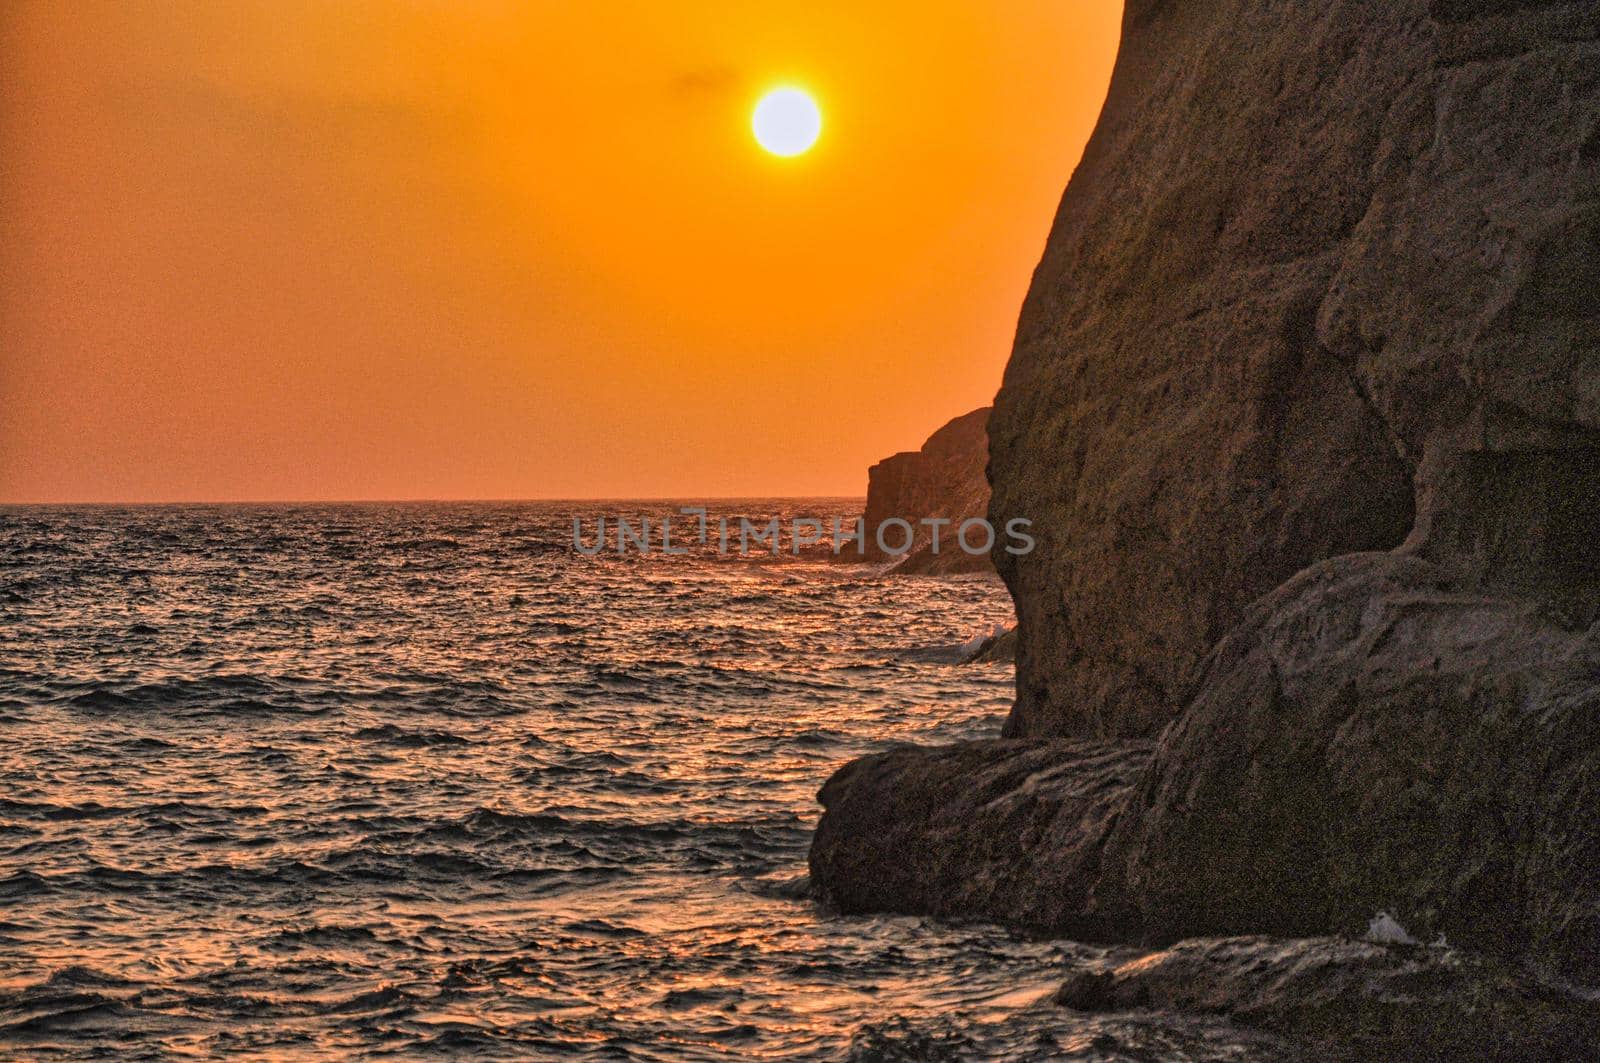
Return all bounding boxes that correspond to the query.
[0,502,1267,1060]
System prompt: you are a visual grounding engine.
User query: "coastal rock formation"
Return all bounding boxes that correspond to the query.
[855,408,992,575]
[810,739,1150,932]
[988,0,1600,739]
[1103,553,1600,978]
[967,625,1017,664]
[812,555,1600,978]
[1054,936,1600,1061]
[849,934,1600,1060]
[810,0,1600,1011]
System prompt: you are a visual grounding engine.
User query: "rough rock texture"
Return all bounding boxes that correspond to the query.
[810,739,1150,933]
[1054,935,1600,1061]
[989,0,1600,739]
[855,408,993,575]
[809,0,1600,1013]
[812,551,1600,981]
[1102,553,1600,978]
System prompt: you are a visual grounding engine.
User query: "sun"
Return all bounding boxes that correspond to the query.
[752,88,822,157]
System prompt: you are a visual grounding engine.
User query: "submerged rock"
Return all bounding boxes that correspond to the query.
[1018,1012,1301,1063]
[847,1002,1304,1062]
[1054,935,1600,1061]
[966,625,1017,665]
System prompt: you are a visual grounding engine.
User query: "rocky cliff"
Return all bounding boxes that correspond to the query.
[855,407,993,574]
[989,0,1599,739]
[812,0,1600,1028]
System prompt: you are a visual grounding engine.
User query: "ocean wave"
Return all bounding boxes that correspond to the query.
[0,501,1024,1059]
[352,724,469,748]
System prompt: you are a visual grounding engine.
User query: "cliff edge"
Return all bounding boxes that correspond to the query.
[854,407,993,575]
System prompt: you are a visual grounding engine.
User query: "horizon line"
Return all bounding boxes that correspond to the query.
[0,493,870,508]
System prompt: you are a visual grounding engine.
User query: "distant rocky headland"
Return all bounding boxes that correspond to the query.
[814,0,1600,1054]
[851,407,995,575]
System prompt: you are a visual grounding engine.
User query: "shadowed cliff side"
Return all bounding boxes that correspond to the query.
[812,0,1600,1031]
[989,0,1599,740]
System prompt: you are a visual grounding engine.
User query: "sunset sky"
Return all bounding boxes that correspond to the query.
[1,2,1122,502]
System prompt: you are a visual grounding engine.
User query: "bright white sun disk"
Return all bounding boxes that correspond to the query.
[752,88,821,157]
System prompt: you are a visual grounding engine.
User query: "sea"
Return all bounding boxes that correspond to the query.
[0,501,1276,1060]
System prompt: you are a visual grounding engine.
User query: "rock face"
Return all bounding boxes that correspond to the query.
[809,0,1600,1004]
[989,0,1600,739]
[812,554,1600,981]
[1104,553,1600,978]
[810,739,1150,933]
[1054,935,1600,1061]
[855,408,993,575]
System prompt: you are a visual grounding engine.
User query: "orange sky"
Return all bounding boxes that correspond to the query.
[0,1,1122,502]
